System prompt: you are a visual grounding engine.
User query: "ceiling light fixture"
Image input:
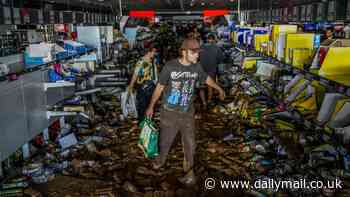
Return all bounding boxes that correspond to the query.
[203,9,228,17]
[129,10,155,17]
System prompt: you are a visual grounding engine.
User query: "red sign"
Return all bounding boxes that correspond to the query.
[129,10,155,18]
[203,10,228,17]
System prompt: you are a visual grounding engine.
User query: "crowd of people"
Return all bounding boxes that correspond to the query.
[127,22,226,185]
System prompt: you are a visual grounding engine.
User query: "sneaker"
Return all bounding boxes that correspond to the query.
[152,158,163,170]
[178,171,196,186]
[202,103,208,111]
[194,114,201,120]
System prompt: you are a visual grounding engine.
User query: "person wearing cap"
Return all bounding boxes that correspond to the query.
[145,38,225,185]
[199,34,224,109]
[128,45,158,123]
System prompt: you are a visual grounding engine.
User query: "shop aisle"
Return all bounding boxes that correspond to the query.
[29,94,252,197]
[27,86,350,197]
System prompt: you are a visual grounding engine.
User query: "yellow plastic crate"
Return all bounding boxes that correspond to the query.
[289,48,312,69]
[242,57,261,71]
[254,34,269,52]
[319,47,350,86]
[284,33,315,64]
[271,25,297,58]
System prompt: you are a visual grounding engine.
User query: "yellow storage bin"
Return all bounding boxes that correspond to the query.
[242,57,261,71]
[284,33,315,64]
[289,48,312,69]
[319,47,350,86]
[271,25,297,58]
[254,34,269,52]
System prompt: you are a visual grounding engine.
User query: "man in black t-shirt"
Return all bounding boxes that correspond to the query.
[145,38,225,185]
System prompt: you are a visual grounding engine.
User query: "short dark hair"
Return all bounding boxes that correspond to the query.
[145,43,156,53]
[179,38,200,57]
[207,34,215,40]
[326,27,334,32]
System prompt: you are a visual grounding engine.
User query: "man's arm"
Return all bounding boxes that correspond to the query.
[217,47,225,63]
[128,73,138,91]
[206,76,225,101]
[145,83,165,117]
[128,62,142,91]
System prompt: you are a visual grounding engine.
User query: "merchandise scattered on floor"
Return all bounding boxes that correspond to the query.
[1,19,350,197]
[1,58,350,196]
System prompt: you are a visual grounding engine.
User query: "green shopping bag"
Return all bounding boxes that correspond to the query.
[138,118,159,159]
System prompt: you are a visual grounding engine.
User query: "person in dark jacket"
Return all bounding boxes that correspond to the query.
[199,34,224,109]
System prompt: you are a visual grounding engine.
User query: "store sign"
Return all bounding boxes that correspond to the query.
[29,9,39,24]
[3,7,11,24]
[277,8,283,21]
[287,7,292,21]
[300,5,306,21]
[293,6,298,21]
[271,9,276,21]
[347,0,350,20]
[59,11,64,24]
[283,8,288,22]
[20,8,30,24]
[316,3,324,21]
[306,4,312,21]
[328,1,336,21]
[72,12,76,24]
[13,8,21,24]
[49,11,54,24]
[280,8,283,21]
[75,12,84,23]
[38,10,43,24]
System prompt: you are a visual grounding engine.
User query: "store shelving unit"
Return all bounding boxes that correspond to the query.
[0,48,96,163]
[236,45,350,132]
[239,47,350,96]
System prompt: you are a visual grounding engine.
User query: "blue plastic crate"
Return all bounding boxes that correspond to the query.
[24,52,45,68]
[56,51,69,60]
[237,28,251,45]
[64,42,88,55]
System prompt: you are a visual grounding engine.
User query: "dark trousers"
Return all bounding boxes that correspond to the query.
[158,108,196,171]
[136,83,155,122]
